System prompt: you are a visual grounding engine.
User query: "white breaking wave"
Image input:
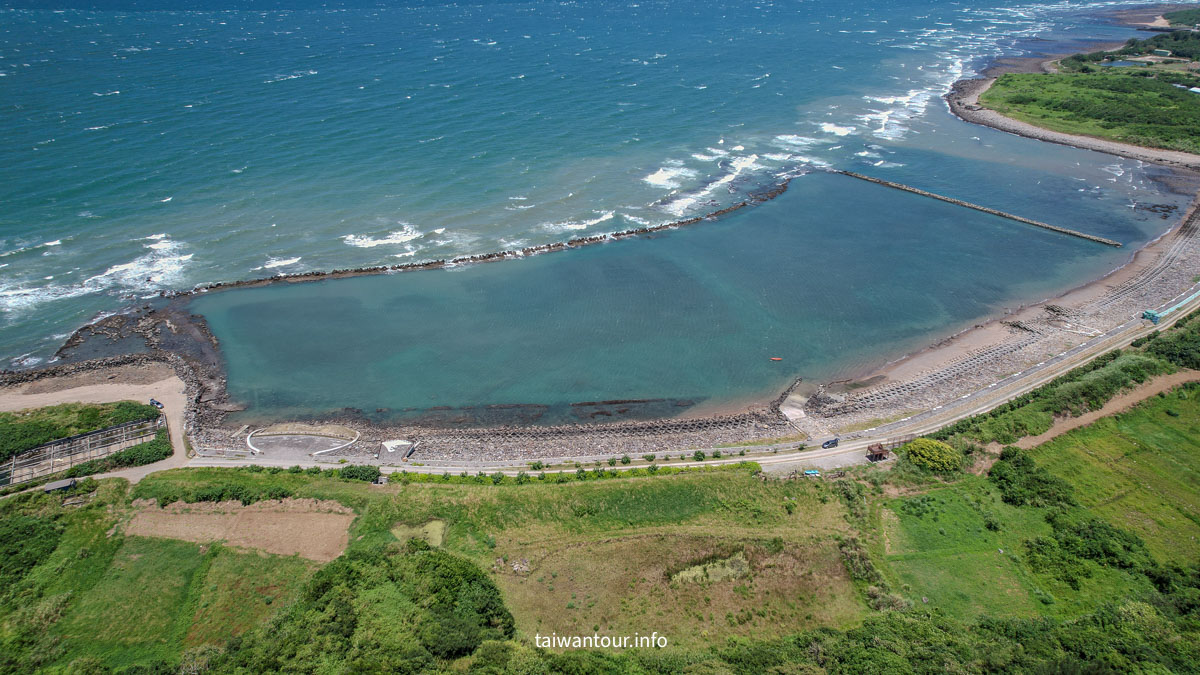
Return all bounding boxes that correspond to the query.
[264,69,318,84]
[772,134,822,149]
[643,164,699,189]
[819,122,857,137]
[660,155,760,217]
[0,239,64,258]
[252,256,302,271]
[857,87,939,140]
[0,237,192,313]
[541,211,615,233]
[342,224,423,247]
[692,147,731,161]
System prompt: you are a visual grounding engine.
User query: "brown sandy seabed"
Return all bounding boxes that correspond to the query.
[4,7,1200,464]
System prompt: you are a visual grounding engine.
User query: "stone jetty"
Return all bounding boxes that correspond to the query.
[833,170,1122,247]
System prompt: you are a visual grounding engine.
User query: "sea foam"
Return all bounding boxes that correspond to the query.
[342,224,423,247]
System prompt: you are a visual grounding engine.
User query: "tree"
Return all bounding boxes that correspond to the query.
[904,438,961,472]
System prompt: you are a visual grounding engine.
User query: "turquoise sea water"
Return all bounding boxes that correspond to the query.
[3,0,1198,423]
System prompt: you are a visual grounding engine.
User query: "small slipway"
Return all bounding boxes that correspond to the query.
[245,423,360,460]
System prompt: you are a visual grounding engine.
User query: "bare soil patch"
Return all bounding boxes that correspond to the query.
[126,498,353,562]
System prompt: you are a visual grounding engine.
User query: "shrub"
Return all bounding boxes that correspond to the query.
[989,447,1076,508]
[0,515,63,595]
[693,450,706,462]
[64,429,172,478]
[340,464,381,482]
[620,455,631,465]
[904,438,961,472]
[1146,323,1200,370]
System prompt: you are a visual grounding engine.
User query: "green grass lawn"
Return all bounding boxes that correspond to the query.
[55,536,209,669]
[880,476,1159,622]
[184,548,315,648]
[1029,385,1200,563]
[880,479,1050,620]
[879,384,1200,624]
[979,72,1200,154]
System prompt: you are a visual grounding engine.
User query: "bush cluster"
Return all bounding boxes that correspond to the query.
[903,438,961,472]
[64,429,172,478]
[988,447,1076,508]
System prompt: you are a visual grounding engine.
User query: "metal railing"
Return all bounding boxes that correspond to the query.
[1,416,164,487]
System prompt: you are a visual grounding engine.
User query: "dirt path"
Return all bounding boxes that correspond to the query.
[0,363,189,484]
[1012,369,1200,450]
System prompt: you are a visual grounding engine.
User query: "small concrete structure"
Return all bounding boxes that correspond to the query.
[381,439,418,460]
[43,478,77,493]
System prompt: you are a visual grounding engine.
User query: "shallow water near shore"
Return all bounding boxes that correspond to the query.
[194,153,1186,426]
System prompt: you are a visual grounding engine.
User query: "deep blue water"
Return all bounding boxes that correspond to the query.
[3,0,1198,421]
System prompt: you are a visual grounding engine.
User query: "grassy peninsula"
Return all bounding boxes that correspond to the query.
[978,32,1200,153]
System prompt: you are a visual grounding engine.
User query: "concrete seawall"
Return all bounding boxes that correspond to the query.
[833,170,1123,248]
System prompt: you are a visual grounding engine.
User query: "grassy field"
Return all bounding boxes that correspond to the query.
[979,72,1200,153]
[136,465,868,649]
[1028,384,1200,563]
[184,549,315,648]
[875,381,1200,628]
[877,475,1154,622]
[56,536,209,668]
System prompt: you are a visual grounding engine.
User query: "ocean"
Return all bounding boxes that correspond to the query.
[2,0,1197,422]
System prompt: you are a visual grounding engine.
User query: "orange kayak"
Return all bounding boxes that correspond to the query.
[769,357,782,361]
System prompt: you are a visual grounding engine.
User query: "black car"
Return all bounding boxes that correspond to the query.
[149,398,164,409]
[821,438,839,449]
